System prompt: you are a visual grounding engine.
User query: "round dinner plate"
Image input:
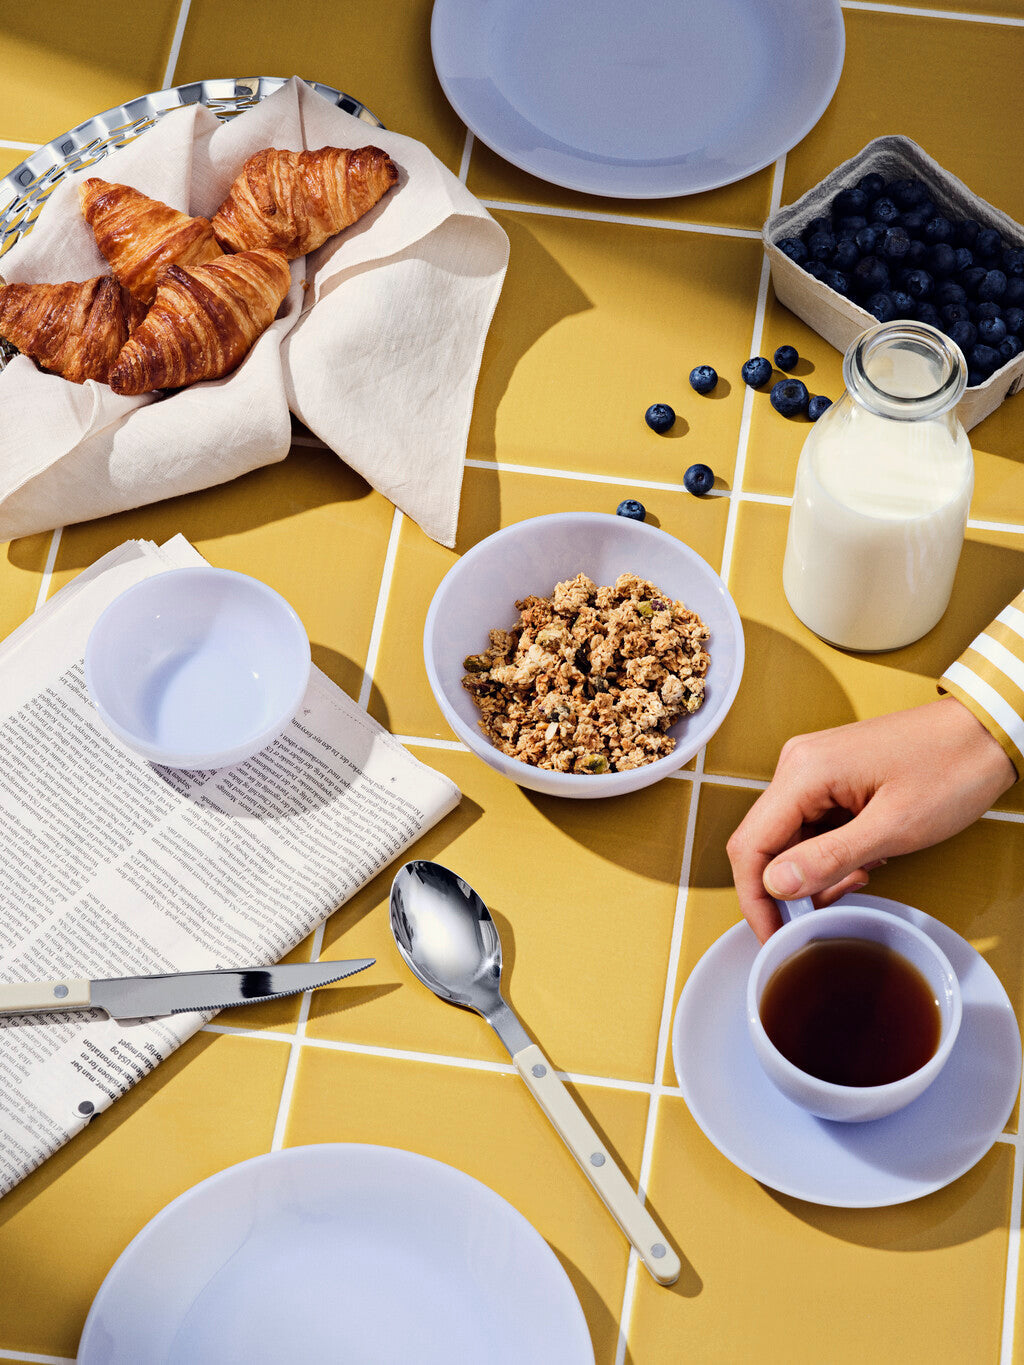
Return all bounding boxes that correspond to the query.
[672,895,1022,1208]
[78,1144,594,1364]
[430,0,845,198]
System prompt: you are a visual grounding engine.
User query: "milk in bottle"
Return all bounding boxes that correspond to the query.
[783,321,973,652]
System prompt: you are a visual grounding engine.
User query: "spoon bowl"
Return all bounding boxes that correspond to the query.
[389,860,681,1286]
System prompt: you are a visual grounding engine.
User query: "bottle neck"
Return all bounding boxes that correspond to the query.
[842,321,967,422]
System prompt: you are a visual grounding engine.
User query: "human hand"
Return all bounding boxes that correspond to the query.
[726,697,1018,943]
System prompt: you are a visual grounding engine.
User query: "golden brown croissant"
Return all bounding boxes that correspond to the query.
[0,274,145,384]
[211,145,398,258]
[78,178,224,304]
[108,248,291,395]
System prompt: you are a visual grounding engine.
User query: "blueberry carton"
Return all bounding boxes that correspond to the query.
[763,134,1024,430]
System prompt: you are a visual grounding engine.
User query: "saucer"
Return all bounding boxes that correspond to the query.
[671,894,1022,1207]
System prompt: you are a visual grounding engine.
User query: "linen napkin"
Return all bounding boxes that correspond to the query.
[0,78,509,546]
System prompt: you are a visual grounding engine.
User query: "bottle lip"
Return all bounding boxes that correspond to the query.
[843,321,967,420]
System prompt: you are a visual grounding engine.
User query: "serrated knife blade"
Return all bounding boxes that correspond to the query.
[0,959,375,1021]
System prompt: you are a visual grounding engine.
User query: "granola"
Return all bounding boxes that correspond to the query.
[461,572,711,774]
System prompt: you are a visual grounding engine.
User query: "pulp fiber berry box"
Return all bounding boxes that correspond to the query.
[762,135,1024,431]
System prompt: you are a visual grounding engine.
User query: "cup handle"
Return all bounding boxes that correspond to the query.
[777,897,816,922]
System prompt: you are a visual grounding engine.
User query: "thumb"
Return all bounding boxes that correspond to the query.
[762,807,892,901]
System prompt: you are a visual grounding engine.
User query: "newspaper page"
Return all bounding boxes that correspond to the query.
[0,536,461,1196]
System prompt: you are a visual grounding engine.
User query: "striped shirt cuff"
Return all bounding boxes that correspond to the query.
[938,594,1024,779]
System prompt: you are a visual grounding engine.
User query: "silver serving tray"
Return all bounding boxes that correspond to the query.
[0,76,383,370]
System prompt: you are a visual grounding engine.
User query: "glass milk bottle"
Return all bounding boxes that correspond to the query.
[783,321,973,652]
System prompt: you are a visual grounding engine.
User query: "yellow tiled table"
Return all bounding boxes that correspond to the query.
[2,4,1024,1363]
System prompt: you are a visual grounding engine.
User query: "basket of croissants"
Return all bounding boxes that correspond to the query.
[0,144,399,394]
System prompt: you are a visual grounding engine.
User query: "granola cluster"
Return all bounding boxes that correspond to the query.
[461,572,711,774]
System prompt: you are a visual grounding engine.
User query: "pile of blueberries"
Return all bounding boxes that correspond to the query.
[776,172,1024,388]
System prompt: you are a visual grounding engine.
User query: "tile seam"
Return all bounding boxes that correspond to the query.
[999,1137,1024,1363]
[162,0,192,88]
[268,920,326,1151]
[357,505,404,712]
[842,1,1024,26]
[477,198,763,239]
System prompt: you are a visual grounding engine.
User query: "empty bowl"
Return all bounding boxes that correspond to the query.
[85,567,311,769]
[423,512,745,798]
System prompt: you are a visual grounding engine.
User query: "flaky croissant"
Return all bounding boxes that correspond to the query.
[211,145,398,258]
[79,178,224,305]
[0,275,145,384]
[107,248,291,395]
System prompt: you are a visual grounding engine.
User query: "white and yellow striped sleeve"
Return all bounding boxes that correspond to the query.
[939,590,1024,779]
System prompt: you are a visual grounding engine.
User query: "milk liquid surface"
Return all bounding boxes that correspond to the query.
[783,342,973,652]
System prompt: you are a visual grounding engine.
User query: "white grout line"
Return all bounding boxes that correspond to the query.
[478,198,762,239]
[457,129,475,184]
[357,506,404,712]
[0,1352,75,1364]
[161,0,192,89]
[32,527,62,611]
[269,921,327,1150]
[842,0,1024,25]
[1001,1143,1024,1362]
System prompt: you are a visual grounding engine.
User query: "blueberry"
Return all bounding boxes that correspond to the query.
[929,243,957,277]
[803,259,828,281]
[915,303,942,329]
[867,291,898,322]
[978,270,1007,301]
[777,236,809,266]
[1001,247,1024,278]
[934,279,967,308]
[616,498,647,520]
[832,186,868,217]
[806,231,836,262]
[774,345,799,372]
[872,197,899,224]
[941,302,972,327]
[836,214,869,234]
[901,269,933,300]
[689,365,718,394]
[878,226,911,262]
[683,464,715,496]
[956,219,981,249]
[833,239,860,272]
[804,215,834,239]
[948,320,978,351]
[960,266,988,296]
[1004,278,1024,306]
[905,239,930,269]
[770,378,810,417]
[973,301,1003,321]
[967,370,985,388]
[924,216,954,245]
[741,356,772,389]
[892,177,930,209]
[978,316,1008,345]
[969,343,1001,375]
[807,395,833,421]
[890,290,916,317]
[999,335,1023,363]
[645,402,676,433]
[953,247,974,274]
[1004,307,1024,335]
[976,228,1002,258]
[857,172,886,199]
[822,268,853,298]
[855,226,880,255]
[853,256,890,295]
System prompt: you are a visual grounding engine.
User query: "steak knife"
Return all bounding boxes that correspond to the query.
[0,959,375,1021]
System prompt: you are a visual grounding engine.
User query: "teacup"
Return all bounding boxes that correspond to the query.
[746,897,962,1123]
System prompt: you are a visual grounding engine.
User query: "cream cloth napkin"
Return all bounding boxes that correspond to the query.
[0,78,508,546]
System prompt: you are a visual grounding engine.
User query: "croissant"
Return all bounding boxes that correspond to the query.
[211,145,398,258]
[0,275,145,384]
[107,248,291,395]
[79,178,224,304]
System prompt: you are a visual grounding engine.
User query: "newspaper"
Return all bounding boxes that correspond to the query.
[0,535,461,1196]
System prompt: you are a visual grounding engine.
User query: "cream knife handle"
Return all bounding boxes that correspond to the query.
[513,1042,680,1286]
[0,979,92,1014]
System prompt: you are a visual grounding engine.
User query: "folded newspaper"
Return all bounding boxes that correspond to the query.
[0,535,461,1196]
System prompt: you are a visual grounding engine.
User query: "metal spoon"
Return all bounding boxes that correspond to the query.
[389,859,681,1286]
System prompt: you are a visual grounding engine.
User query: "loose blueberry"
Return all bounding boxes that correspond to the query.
[807,395,833,421]
[948,320,978,352]
[857,172,886,199]
[898,210,928,235]
[904,239,929,269]
[806,231,836,262]
[871,197,900,224]
[978,270,1008,302]
[953,247,974,274]
[689,365,718,395]
[941,302,972,327]
[855,226,880,255]
[1004,307,1024,336]
[867,291,898,322]
[915,303,942,329]
[683,464,715,496]
[960,266,988,297]
[901,269,933,300]
[956,219,981,249]
[878,226,911,262]
[923,216,954,245]
[934,279,967,308]
[973,300,1003,322]
[777,236,809,266]
[999,335,1023,363]
[928,243,957,277]
[854,256,890,296]
[978,317,1008,345]
[969,343,1001,375]
[976,228,1002,258]
[741,356,772,389]
[616,499,647,521]
[770,378,810,417]
[833,239,860,272]
[774,345,799,372]
[803,259,828,281]
[890,290,916,317]
[822,268,853,298]
[1001,247,1024,278]
[892,177,929,210]
[1004,278,1024,306]
[832,186,868,217]
[645,403,676,433]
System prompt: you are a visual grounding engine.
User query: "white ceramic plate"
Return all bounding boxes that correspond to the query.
[430,0,845,198]
[78,1144,594,1363]
[671,895,1022,1208]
